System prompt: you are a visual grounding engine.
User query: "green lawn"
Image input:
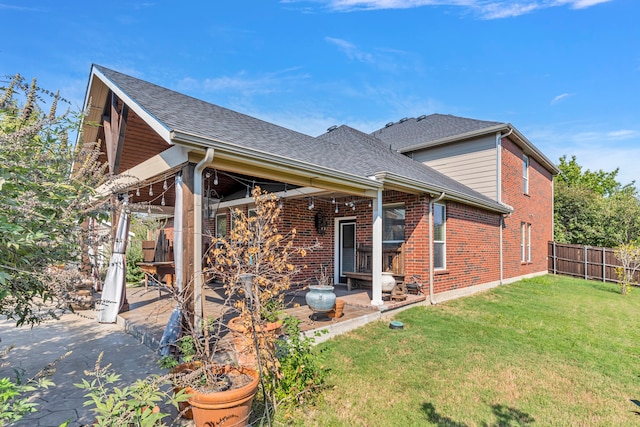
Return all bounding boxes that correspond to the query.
[285,275,640,426]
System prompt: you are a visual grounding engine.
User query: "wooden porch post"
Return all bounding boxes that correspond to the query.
[181,164,195,326]
[371,189,383,306]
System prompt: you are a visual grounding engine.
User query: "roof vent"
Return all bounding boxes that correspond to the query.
[385,122,394,128]
[327,125,338,132]
[399,117,409,123]
[417,114,427,121]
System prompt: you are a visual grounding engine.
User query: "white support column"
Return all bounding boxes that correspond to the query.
[194,148,214,336]
[371,189,383,306]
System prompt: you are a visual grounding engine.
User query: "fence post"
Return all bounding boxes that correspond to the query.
[553,241,557,275]
[584,245,588,280]
[602,247,606,282]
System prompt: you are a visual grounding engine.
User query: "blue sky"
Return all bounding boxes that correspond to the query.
[3,0,639,185]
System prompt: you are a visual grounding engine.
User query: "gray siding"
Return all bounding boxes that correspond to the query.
[409,135,498,200]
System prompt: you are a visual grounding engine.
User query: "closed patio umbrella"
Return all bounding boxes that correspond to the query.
[97,199,130,323]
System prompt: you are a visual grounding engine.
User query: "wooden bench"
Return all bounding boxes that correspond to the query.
[137,229,174,295]
[344,243,405,292]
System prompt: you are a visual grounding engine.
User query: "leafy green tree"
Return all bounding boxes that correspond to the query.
[557,155,626,196]
[554,155,640,247]
[0,74,107,325]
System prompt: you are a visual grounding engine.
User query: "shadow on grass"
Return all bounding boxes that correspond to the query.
[422,402,535,426]
[630,399,640,416]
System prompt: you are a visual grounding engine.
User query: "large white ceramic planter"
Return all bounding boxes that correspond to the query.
[381,272,396,292]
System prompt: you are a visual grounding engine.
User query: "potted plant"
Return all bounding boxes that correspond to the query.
[209,187,312,374]
[305,265,337,318]
[166,319,260,427]
[158,335,198,420]
[159,187,313,427]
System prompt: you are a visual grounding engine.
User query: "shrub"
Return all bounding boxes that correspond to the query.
[614,243,640,295]
[264,315,329,410]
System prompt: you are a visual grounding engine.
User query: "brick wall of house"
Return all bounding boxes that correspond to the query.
[206,197,337,288]
[198,160,549,297]
[432,201,502,294]
[355,190,503,295]
[501,137,554,278]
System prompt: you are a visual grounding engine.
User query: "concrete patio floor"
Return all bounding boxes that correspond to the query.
[117,281,428,352]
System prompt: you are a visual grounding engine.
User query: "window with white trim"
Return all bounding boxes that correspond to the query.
[521,222,531,263]
[527,223,531,262]
[382,204,405,243]
[523,155,529,194]
[215,213,227,237]
[434,203,446,269]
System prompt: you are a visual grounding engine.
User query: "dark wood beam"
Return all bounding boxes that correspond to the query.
[103,91,129,175]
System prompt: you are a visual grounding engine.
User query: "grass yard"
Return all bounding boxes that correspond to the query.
[284,275,640,426]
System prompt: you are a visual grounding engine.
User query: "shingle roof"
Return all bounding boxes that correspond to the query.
[318,125,509,211]
[92,65,510,212]
[371,114,505,151]
[95,65,330,165]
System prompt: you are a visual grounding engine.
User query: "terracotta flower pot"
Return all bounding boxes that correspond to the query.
[185,365,259,427]
[171,362,200,419]
[330,298,345,318]
[227,316,282,367]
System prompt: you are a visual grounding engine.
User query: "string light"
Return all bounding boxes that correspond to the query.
[163,178,168,191]
[331,195,335,204]
[245,186,250,198]
[161,194,165,206]
[335,204,339,213]
[279,198,283,209]
[136,187,140,197]
[214,170,218,186]
[148,184,153,196]
[369,200,372,208]
[308,197,315,210]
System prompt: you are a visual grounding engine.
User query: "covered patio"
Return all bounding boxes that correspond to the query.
[116,281,427,352]
[84,64,431,335]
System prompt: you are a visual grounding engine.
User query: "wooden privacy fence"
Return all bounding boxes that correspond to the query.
[547,241,640,284]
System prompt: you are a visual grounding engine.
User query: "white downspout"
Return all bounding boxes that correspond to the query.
[371,189,384,306]
[496,131,503,204]
[429,192,445,305]
[496,132,503,284]
[499,215,504,285]
[496,128,512,285]
[194,148,215,335]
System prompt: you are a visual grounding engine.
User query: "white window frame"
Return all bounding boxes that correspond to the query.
[523,155,529,195]
[215,213,227,237]
[527,223,532,262]
[433,203,446,270]
[521,222,531,263]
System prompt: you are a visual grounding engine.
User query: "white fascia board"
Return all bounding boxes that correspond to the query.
[172,130,383,192]
[91,66,173,144]
[375,172,513,214]
[95,145,189,196]
[396,124,508,154]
